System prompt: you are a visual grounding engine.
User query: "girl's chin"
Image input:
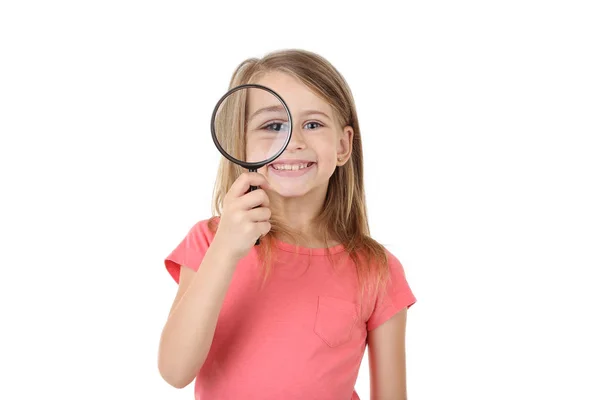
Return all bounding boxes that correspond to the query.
[264,183,310,198]
[267,188,308,198]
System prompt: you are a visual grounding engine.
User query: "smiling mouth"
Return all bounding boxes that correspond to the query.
[269,162,316,171]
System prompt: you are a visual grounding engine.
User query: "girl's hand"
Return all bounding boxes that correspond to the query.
[212,172,272,262]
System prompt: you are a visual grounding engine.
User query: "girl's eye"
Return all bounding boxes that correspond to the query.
[263,122,288,132]
[304,121,322,130]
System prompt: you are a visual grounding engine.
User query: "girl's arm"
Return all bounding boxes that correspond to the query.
[158,241,238,388]
[367,307,409,400]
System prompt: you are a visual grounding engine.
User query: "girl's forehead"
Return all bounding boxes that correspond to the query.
[251,72,332,114]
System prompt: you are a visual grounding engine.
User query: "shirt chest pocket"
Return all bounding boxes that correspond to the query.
[313,296,359,348]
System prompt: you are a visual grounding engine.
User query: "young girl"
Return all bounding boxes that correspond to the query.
[158,49,417,400]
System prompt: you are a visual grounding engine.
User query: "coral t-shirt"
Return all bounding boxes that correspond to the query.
[164,218,416,400]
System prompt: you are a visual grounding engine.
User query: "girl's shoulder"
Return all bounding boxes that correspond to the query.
[184,215,222,240]
[164,217,219,282]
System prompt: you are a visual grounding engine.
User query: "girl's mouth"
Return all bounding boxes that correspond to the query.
[268,162,316,177]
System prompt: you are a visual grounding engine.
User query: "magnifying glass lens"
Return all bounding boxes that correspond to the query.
[212,86,292,165]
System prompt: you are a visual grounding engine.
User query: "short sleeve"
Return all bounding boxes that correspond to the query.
[366,251,417,331]
[164,219,215,284]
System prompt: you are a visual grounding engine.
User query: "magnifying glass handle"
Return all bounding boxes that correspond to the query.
[248,170,261,246]
[250,186,260,245]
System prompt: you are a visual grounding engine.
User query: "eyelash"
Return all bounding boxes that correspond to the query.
[304,121,323,130]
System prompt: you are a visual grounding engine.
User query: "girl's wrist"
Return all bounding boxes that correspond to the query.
[209,234,243,265]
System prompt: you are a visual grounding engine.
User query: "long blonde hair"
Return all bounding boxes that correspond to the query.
[208,49,392,310]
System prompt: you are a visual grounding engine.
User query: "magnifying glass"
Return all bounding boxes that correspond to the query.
[210,84,293,244]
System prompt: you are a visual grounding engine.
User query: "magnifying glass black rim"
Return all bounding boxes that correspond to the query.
[210,83,293,171]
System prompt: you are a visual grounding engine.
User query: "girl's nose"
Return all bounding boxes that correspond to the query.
[286,125,307,150]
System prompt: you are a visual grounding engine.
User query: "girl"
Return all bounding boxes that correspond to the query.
[158,49,417,400]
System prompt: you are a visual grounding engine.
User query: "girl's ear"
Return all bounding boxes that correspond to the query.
[337,126,354,165]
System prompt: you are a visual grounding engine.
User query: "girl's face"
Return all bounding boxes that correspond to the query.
[246,71,353,199]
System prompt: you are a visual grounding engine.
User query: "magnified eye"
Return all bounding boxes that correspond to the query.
[264,122,289,132]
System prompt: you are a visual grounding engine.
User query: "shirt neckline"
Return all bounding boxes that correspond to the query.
[273,238,346,255]
[210,216,346,255]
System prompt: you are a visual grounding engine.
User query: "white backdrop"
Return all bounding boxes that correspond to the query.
[1,1,599,399]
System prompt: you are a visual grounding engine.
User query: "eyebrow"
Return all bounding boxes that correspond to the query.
[248,105,286,121]
[248,106,331,121]
[301,110,331,121]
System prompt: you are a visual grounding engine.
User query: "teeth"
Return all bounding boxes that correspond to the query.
[272,162,311,171]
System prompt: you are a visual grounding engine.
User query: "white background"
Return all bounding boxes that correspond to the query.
[1,1,599,399]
